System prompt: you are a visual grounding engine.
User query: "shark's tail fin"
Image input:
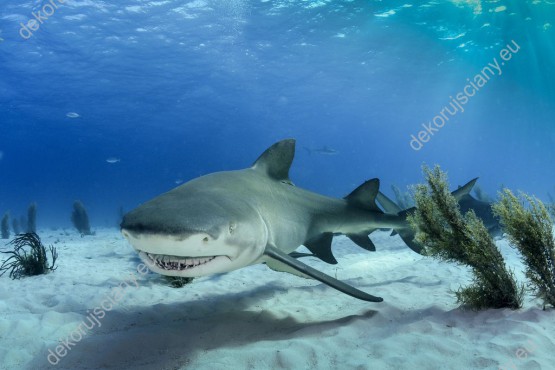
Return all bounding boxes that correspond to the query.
[377,191,423,254]
[376,178,480,255]
[396,207,423,254]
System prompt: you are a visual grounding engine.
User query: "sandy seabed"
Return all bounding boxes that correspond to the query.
[0,228,553,370]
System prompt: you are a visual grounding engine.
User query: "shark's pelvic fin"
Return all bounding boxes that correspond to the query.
[303,232,337,264]
[344,179,383,213]
[264,245,383,302]
[251,139,296,185]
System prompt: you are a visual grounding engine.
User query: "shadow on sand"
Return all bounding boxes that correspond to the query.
[30,283,379,370]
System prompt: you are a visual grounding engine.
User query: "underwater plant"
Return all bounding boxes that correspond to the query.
[0,233,58,279]
[12,218,20,235]
[1,212,9,239]
[71,200,93,236]
[408,165,523,310]
[391,184,413,209]
[19,215,27,234]
[547,192,555,218]
[164,276,194,288]
[493,190,555,308]
[27,203,37,233]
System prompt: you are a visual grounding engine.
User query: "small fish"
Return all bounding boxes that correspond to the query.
[175,179,184,184]
[106,157,121,164]
[304,146,339,155]
[66,112,80,118]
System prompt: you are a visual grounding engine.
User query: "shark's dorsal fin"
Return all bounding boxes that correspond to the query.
[303,232,337,264]
[453,178,478,201]
[344,179,383,213]
[252,139,295,184]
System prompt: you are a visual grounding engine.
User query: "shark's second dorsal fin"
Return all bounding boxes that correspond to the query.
[453,178,478,201]
[251,139,295,184]
[344,179,383,213]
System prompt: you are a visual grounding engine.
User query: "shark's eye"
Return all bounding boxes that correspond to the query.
[203,237,209,242]
[229,222,236,234]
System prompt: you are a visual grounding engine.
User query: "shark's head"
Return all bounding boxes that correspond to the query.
[121,175,269,277]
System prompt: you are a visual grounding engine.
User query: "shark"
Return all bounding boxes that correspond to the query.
[459,192,502,237]
[376,179,502,238]
[121,139,422,302]
[303,145,338,155]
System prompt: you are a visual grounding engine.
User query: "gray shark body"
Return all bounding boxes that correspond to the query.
[121,139,421,302]
[458,193,502,237]
[377,179,502,238]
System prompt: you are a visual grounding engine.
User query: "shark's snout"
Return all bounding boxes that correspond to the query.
[121,228,239,277]
[120,165,277,279]
[121,227,226,258]
[121,193,269,278]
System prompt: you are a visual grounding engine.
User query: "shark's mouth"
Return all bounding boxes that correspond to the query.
[144,252,219,271]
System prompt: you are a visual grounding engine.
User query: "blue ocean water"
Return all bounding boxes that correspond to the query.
[0,0,554,228]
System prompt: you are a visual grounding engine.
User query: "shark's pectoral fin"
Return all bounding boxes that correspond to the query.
[303,233,338,264]
[265,252,317,277]
[266,257,311,279]
[264,246,383,302]
[347,233,376,252]
[289,252,315,259]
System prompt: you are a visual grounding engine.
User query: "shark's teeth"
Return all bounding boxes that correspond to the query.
[146,253,217,271]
